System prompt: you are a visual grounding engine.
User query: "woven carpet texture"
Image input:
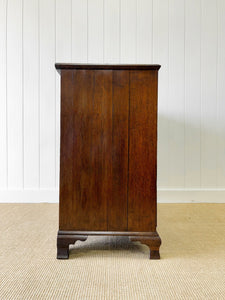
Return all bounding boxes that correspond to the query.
[0,204,224,299]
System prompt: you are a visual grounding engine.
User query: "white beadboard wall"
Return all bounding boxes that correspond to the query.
[0,0,225,203]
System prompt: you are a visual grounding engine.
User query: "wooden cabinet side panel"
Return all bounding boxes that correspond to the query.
[108,71,129,231]
[128,70,158,232]
[71,70,112,231]
[59,70,75,229]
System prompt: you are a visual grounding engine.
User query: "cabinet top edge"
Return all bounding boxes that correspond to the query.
[55,63,161,73]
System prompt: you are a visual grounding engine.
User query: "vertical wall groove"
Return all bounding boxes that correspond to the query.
[103,0,104,63]
[54,0,56,188]
[71,0,72,62]
[168,1,171,187]
[87,0,89,62]
[135,0,137,63]
[22,0,24,189]
[119,0,121,63]
[152,0,153,62]
[38,0,40,189]
[6,0,8,189]
[184,0,186,188]
[215,0,218,187]
[200,0,202,188]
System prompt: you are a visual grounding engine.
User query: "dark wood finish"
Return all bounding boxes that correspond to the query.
[57,230,161,259]
[128,71,158,232]
[56,63,161,73]
[56,64,161,259]
[71,70,112,231]
[109,71,129,230]
[57,233,87,259]
[129,232,161,259]
[59,70,74,229]
[58,230,159,236]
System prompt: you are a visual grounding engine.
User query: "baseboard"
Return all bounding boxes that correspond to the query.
[158,189,225,203]
[0,189,225,203]
[0,190,58,203]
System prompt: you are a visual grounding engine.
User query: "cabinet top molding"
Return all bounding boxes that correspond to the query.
[55,63,161,73]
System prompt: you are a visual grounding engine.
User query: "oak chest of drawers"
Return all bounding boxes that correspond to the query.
[56,64,161,259]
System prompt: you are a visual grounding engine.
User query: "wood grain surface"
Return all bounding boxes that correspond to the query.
[128,71,158,232]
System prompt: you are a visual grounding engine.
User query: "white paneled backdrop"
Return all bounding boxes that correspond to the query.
[0,0,225,202]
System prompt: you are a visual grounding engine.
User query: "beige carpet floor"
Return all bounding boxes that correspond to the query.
[0,204,224,300]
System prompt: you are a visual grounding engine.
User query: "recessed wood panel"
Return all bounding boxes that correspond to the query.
[128,70,158,232]
[108,71,129,230]
[63,70,113,231]
[60,69,130,231]
[59,70,75,229]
